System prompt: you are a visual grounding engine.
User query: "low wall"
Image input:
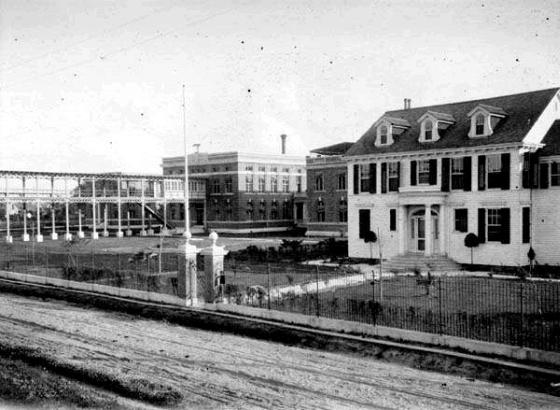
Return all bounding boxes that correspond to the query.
[0,270,185,307]
[202,302,560,367]
[1,269,558,367]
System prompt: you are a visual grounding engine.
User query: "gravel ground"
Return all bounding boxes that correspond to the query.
[1,291,559,410]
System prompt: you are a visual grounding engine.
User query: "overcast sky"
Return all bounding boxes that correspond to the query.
[0,0,558,174]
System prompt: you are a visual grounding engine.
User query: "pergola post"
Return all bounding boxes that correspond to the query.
[5,200,12,243]
[140,178,147,236]
[91,177,98,239]
[116,177,123,238]
[36,201,43,242]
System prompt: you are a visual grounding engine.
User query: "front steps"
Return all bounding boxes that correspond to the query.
[382,253,462,273]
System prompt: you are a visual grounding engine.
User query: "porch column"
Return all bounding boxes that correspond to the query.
[5,200,12,243]
[116,177,124,238]
[398,205,406,254]
[22,203,29,242]
[92,178,99,239]
[424,204,432,256]
[51,206,58,240]
[439,205,446,254]
[65,200,72,241]
[140,179,147,236]
[36,201,43,242]
[102,205,109,237]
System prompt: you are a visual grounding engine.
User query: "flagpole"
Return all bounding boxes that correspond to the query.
[182,84,190,237]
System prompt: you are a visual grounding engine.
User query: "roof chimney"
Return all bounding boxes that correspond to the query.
[404,98,412,110]
[281,134,287,155]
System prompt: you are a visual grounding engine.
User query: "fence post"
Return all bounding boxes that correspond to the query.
[438,277,443,335]
[519,281,524,347]
[200,232,227,304]
[179,232,200,306]
[315,265,320,317]
[267,263,271,310]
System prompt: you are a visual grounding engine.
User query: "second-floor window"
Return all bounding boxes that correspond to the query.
[418,160,431,185]
[338,172,346,190]
[258,176,265,192]
[315,174,324,191]
[487,155,502,189]
[388,162,399,192]
[379,125,388,145]
[225,177,232,193]
[271,176,278,192]
[211,179,220,194]
[451,158,464,189]
[360,165,370,192]
[282,175,289,192]
[245,175,253,192]
[296,175,302,193]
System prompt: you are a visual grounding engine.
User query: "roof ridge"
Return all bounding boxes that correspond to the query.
[385,87,559,114]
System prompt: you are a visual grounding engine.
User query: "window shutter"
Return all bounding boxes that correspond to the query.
[540,163,549,189]
[478,208,486,243]
[463,156,472,191]
[396,162,401,190]
[353,164,359,194]
[429,159,437,185]
[381,162,387,193]
[410,161,417,186]
[522,207,530,244]
[501,153,510,190]
[441,158,450,192]
[478,155,486,191]
[500,208,510,244]
[369,163,377,194]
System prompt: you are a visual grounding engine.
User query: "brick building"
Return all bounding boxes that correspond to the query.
[162,145,306,234]
[305,142,353,237]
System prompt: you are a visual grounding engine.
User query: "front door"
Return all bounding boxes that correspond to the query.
[410,214,426,252]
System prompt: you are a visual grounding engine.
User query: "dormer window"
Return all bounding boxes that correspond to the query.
[468,104,507,138]
[417,111,455,143]
[424,121,433,141]
[380,125,388,145]
[373,116,411,147]
[475,113,485,135]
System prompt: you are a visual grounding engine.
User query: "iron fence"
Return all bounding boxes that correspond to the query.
[0,240,558,352]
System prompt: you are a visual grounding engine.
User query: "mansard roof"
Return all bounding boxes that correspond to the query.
[540,120,560,157]
[310,142,354,156]
[346,87,560,157]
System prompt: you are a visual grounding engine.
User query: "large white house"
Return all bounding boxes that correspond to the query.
[346,88,560,267]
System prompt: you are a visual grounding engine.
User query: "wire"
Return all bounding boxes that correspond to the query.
[0,3,176,74]
[0,0,256,90]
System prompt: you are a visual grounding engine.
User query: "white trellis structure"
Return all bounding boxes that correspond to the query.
[0,170,204,243]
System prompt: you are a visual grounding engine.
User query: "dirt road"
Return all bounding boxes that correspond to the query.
[0,292,559,410]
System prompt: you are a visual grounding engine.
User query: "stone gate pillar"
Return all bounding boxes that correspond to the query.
[201,232,228,303]
[178,232,200,307]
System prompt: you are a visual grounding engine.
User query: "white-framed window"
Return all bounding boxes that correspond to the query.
[388,162,399,191]
[360,165,370,192]
[225,177,232,193]
[551,162,560,186]
[282,175,289,192]
[424,120,433,141]
[245,174,253,192]
[379,125,388,145]
[258,175,265,192]
[451,157,464,189]
[338,172,346,190]
[475,113,485,135]
[418,160,431,185]
[487,208,502,242]
[487,154,502,189]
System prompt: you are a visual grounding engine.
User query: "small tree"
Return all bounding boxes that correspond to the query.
[464,233,479,266]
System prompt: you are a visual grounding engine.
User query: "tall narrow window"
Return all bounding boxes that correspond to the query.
[271,176,278,192]
[475,114,485,135]
[360,165,370,192]
[245,174,253,192]
[522,207,531,244]
[359,209,370,239]
[418,160,431,184]
[487,155,502,189]
[487,208,502,242]
[551,162,560,186]
[424,120,433,141]
[380,125,388,145]
[454,209,468,232]
[389,209,397,231]
[451,158,464,190]
[282,175,289,192]
[225,177,233,193]
[388,162,400,191]
[258,175,265,192]
[314,173,324,191]
[338,172,346,190]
